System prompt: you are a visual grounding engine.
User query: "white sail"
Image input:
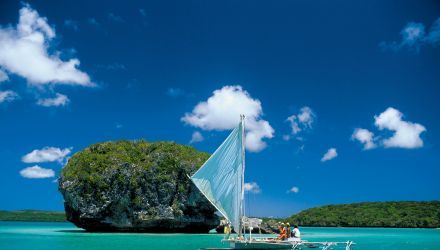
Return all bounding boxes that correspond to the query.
[190,119,245,234]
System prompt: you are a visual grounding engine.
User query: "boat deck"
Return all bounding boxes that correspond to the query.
[212,238,355,250]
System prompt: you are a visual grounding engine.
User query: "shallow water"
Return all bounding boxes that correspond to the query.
[0,222,439,250]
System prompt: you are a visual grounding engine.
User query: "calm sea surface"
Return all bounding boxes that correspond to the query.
[0,222,439,250]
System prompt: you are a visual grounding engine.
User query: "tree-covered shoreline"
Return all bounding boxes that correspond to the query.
[2,201,440,229]
[287,201,440,228]
[0,210,66,222]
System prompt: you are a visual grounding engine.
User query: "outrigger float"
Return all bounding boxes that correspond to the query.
[190,115,355,250]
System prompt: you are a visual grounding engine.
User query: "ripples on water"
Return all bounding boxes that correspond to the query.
[0,222,439,250]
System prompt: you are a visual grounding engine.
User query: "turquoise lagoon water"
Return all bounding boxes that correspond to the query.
[0,222,439,250]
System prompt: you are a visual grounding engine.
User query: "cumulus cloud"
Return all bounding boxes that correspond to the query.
[288,186,299,194]
[37,93,69,107]
[182,85,274,152]
[352,128,376,150]
[190,131,204,144]
[0,69,9,82]
[380,18,440,52]
[20,165,54,178]
[0,90,19,103]
[321,148,337,162]
[374,107,426,149]
[0,4,92,86]
[244,182,261,194]
[285,106,316,140]
[352,107,426,150]
[22,146,71,163]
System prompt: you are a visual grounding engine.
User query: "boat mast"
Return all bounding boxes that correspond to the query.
[239,114,246,237]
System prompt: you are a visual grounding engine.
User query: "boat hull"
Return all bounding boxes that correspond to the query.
[203,239,354,250]
[230,241,293,249]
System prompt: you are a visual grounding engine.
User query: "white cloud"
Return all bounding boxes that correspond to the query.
[37,93,69,107]
[0,69,9,82]
[288,186,299,194]
[321,148,337,162]
[381,18,440,52]
[190,131,204,144]
[297,107,315,126]
[182,85,274,152]
[374,107,426,149]
[22,146,72,163]
[286,116,300,134]
[0,90,19,103]
[20,165,54,179]
[0,4,92,86]
[244,182,261,194]
[286,106,316,139]
[401,22,426,47]
[352,128,376,150]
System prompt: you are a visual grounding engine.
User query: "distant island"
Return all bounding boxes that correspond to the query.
[287,201,440,228]
[0,210,66,222]
[3,201,439,229]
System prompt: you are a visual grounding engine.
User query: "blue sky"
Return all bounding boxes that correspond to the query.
[0,0,439,217]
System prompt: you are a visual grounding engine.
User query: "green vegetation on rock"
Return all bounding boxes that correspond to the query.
[59,140,218,232]
[0,210,66,222]
[287,201,440,228]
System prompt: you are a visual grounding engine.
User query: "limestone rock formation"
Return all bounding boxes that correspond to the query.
[59,140,219,232]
